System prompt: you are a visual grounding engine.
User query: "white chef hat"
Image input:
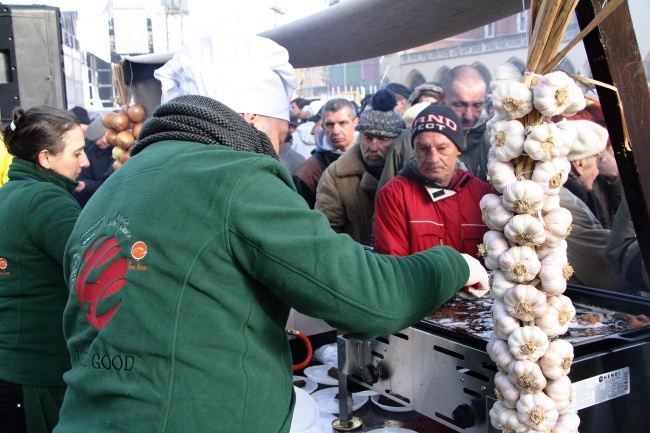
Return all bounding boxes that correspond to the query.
[561,119,609,162]
[154,30,296,121]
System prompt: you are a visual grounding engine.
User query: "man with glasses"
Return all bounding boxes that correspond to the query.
[374,104,491,258]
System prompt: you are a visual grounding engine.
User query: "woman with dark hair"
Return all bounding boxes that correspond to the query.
[0,106,89,433]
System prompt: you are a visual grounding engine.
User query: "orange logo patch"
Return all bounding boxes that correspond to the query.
[131,241,147,261]
[0,258,6,269]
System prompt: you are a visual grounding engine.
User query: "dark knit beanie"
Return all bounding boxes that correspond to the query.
[385,83,411,100]
[69,106,91,125]
[411,104,465,151]
[355,89,405,138]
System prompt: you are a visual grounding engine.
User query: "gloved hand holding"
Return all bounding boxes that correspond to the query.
[457,253,490,299]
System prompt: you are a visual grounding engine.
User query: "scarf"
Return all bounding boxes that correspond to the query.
[131,95,278,160]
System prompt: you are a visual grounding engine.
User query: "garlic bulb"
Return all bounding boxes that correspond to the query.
[531,158,571,196]
[536,239,567,261]
[539,251,573,296]
[494,371,521,409]
[490,63,524,91]
[490,401,530,432]
[493,80,534,120]
[508,359,547,394]
[524,122,571,162]
[532,71,582,118]
[535,305,565,338]
[486,111,503,133]
[539,338,574,380]
[508,325,550,362]
[543,207,573,248]
[490,119,526,162]
[503,284,548,322]
[562,85,587,117]
[490,269,517,301]
[516,392,560,431]
[480,193,515,231]
[487,332,517,371]
[493,300,522,340]
[504,214,546,247]
[502,180,545,214]
[552,411,581,433]
[499,246,542,283]
[488,156,518,193]
[555,118,578,150]
[478,230,510,271]
[548,295,576,329]
[545,375,574,413]
[542,194,561,214]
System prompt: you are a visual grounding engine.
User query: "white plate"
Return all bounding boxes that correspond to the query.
[353,389,379,397]
[310,387,369,414]
[293,375,318,394]
[303,365,338,386]
[370,394,413,412]
[365,429,417,433]
[290,386,320,433]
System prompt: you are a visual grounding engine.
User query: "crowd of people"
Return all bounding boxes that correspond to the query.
[0,28,646,433]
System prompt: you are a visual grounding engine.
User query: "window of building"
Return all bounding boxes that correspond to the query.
[485,23,495,38]
[517,12,527,33]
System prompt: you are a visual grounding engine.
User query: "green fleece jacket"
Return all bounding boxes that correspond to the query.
[56,140,468,433]
[0,158,79,386]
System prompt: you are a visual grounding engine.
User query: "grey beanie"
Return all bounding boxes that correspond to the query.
[86,117,107,142]
[355,89,406,138]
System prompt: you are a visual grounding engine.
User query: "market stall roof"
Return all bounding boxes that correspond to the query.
[258,0,531,68]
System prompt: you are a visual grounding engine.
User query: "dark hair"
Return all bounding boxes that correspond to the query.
[297,99,313,109]
[321,98,357,120]
[2,106,80,164]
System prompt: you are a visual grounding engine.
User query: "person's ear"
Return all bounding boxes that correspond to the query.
[38,149,51,169]
[573,159,586,176]
[240,113,257,125]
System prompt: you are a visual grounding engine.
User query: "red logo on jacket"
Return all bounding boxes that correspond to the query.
[76,236,127,329]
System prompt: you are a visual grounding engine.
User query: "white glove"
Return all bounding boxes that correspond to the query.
[457,253,490,299]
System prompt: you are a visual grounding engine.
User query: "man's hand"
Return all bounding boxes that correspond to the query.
[75,181,86,192]
[458,253,489,298]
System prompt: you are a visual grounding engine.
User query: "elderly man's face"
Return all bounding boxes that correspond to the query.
[323,108,358,152]
[361,133,396,167]
[573,154,600,190]
[414,131,461,186]
[443,80,486,132]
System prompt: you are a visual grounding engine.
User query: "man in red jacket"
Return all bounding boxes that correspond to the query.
[374,104,492,258]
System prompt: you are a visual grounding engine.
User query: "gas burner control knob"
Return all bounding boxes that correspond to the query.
[361,364,380,384]
[452,403,475,428]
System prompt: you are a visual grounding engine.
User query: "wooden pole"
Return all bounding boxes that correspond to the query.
[575,0,650,283]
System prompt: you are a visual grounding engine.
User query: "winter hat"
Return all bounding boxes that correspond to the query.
[562,119,609,161]
[411,104,465,151]
[304,100,325,118]
[355,89,405,138]
[154,30,296,121]
[403,102,432,127]
[69,106,91,125]
[86,117,107,142]
[407,83,442,105]
[385,83,411,100]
